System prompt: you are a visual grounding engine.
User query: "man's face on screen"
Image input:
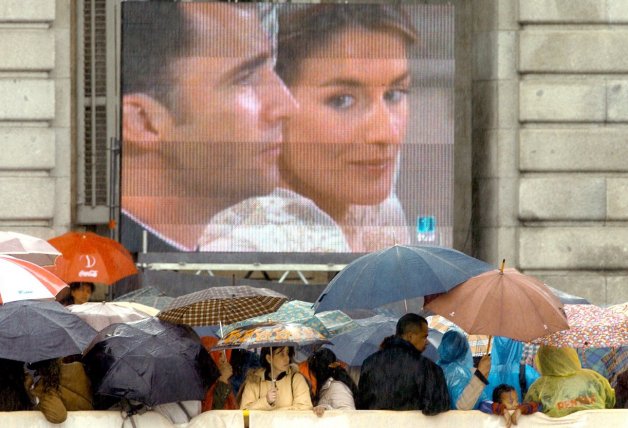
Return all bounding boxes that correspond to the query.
[281,28,409,207]
[161,5,296,199]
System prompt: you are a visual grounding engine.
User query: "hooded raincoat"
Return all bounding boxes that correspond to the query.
[479,336,540,402]
[437,330,487,410]
[357,335,450,414]
[524,346,615,417]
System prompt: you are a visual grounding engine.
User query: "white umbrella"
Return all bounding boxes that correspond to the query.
[0,255,69,304]
[67,301,151,331]
[0,231,61,267]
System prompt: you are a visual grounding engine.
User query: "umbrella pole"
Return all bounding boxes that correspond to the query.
[270,347,275,382]
[486,335,492,354]
[219,320,227,360]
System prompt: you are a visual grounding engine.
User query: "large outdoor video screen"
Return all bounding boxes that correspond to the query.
[120,2,454,253]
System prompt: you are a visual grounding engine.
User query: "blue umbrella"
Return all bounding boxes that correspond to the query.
[313,245,493,313]
[325,314,441,366]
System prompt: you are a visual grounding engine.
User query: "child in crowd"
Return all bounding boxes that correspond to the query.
[479,384,540,427]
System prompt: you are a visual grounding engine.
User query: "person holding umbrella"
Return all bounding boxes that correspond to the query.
[239,346,312,410]
[0,358,32,411]
[437,329,491,410]
[26,358,93,424]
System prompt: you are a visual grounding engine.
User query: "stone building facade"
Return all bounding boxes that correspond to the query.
[0,0,626,305]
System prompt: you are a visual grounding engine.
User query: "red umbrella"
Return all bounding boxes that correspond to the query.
[48,232,138,285]
[0,255,69,303]
[424,265,569,342]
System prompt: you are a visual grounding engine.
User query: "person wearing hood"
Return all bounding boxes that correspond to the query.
[524,345,615,417]
[437,329,491,410]
[239,346,312,410]
[357,313,450,414]
[479,336,540,403]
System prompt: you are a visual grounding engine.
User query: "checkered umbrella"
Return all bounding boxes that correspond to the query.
[157,286,287,326]
[427,315,491,357]
[532,304,628,348]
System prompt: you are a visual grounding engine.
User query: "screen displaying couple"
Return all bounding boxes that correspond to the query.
[120,2,454,253]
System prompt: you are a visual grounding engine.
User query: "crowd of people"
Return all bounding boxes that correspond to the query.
[0,309,623,425]
[201,313,620,425]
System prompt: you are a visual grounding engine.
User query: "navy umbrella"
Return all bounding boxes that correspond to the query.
[0,300,97,363]
[83,317,219,407]
[314,245,493,313]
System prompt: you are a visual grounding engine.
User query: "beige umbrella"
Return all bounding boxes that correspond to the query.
[425,264,569,342]
[67,301,150,331]
[112,301,160,316]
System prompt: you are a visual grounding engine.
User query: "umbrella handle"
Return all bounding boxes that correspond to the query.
[486,336,493,355]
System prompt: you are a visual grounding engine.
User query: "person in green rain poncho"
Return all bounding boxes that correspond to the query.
[524,345,615,417]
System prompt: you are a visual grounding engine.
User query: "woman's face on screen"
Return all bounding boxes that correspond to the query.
[280,28,410,209]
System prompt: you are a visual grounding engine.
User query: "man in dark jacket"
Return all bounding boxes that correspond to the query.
[357,313,450,414]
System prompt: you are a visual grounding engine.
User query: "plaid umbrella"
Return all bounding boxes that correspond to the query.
[532,304,628,348]
[212,322,330,351]
[157,286,287,326]
[427,315,491,357]
[222,300,356,338]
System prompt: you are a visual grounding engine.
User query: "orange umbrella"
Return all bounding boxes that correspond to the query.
[424,266,569,342]
[48,232,138,285]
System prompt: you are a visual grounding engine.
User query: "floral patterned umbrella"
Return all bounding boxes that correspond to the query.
[532,304,628,348]
[221,300,356,338]
[212,322,330,351]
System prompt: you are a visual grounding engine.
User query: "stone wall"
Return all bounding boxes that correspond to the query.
[0,0,71,239]
[474,0,628,305]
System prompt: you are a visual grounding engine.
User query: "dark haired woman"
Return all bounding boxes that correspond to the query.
[239,346,312,410]
[0,358,32,411]
[59,282,94,306]
[307,348,357,416]
[27,358,93,424]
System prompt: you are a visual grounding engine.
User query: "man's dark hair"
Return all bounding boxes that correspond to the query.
[276,4,418,86]
[396,313,427,336]
[492,383,516,403]
[121,2,192,110]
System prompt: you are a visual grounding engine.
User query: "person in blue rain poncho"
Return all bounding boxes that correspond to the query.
[437,330,491,410]
[479,336,540,403]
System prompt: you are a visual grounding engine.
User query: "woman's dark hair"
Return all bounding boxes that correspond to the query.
[60,282,95,306]
[259,346,294,375]
[307,348,358,403]
[276,4,418,86]
[29,359,61,394]
[492,383,516,403]
[0,358,32,411]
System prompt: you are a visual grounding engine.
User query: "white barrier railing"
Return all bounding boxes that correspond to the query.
[1,409,626,428]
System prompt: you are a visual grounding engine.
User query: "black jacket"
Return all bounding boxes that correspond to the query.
[357,335,450,415]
